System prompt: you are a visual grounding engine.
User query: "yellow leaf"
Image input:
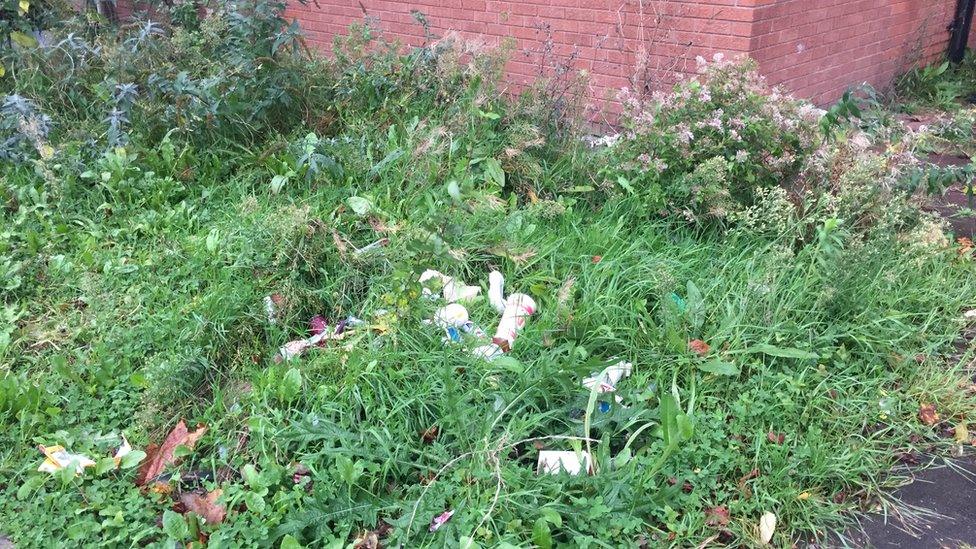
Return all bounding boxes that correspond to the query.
[0,64,5,78]
[9,31,38,49]
[797,491,811,500]
[39,144,54,159]
[18,0,29,15]
[955,422,969,444]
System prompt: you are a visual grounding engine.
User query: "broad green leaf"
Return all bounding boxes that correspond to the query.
[280,367,302,402]
[369,148,405,178]
[346,196,372,216]
[460,536,482,549]
[244,491,266,513]
[447,180,462,201]
[280,535,303,549]
[162,510,189,540]
[697,360,739,376]
[95,457,116,475]
[483,158,505,189]
[10,31,38,48]
[660,394,678,446]
[616,175,634,194]
[540,507,562,527]
[120,449,146,469]
[746,344,817,360]
[270,174,288,194]
[241,464,261,489]
[676,412,694,440]
[532,517,553,549]
[491,355,523,373]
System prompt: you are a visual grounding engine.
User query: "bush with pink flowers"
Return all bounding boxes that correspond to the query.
[606,57,824,225]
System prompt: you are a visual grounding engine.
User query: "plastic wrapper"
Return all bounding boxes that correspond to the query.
[537,450,592,475]
[37,445,96,475]
[491,293,537,352]
[581,360,633,393]
[488,270,506,313]
[419,270,480,302]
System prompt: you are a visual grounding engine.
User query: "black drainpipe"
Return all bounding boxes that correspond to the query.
[949,0,976,63]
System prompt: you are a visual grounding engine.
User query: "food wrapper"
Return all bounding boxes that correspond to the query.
[419,270,481,302]
[537,450,592,475]
[488,270,506,313]
[37,445,96,475]
[581,360,633,393]
[492,293,537,351]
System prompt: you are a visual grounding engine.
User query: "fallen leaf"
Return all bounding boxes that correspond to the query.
[331,229,349,256]
[797,491,811,500]
[591,255,602,264]
[918,403,939,426]
[958,237,974,256]
[766,431,785,445]
[737,468,759,499]
[955,422,969,444]
[421,425,439,444]
[429,509,454,532]
[353,530,379,549]
[688,339,710,356]
[758,512,776,544]
[368,216,392,233]
[704,505,730,527]
[180,489,226,525]
[135,420,207,486]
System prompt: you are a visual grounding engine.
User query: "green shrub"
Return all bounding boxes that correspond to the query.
[607,57,822,224]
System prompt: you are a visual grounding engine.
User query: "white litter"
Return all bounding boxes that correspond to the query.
[537,451,592,475]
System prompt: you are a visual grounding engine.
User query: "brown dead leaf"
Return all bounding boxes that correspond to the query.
[688,339,710,356]
[737,468,759,499]
[331,229,349,257]
[918,403,940,426]
[421,425,439,444]
[368,216,392,233]
[705,505,730,527]
[180,489,226,525]
[766,431,785,445]
[487,246,537,264]
[591,255,602,264]
[958,237,974,256]
[135,420,207,486]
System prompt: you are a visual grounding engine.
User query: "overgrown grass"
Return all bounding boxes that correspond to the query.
[1,5,976,548]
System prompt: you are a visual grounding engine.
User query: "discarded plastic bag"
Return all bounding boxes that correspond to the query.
[429,509,455,532]
[582,360,633,393]
[275,315,361,362]
[537,450,592,475]
[471,273,538,361]
[488,270,506,313]
[431,304,487,343]
[37,445,96,475]
[419,269,481,303]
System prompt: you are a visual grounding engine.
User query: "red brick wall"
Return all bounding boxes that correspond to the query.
[748,0,962,105]
[287,0,760,119]
[114,0,971,109]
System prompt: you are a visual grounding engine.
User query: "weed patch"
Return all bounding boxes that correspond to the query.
[1,4,975,547]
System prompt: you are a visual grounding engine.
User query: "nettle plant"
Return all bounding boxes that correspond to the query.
[608,57,823,224]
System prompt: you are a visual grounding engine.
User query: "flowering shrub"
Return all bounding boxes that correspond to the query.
[608,57,822,224]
